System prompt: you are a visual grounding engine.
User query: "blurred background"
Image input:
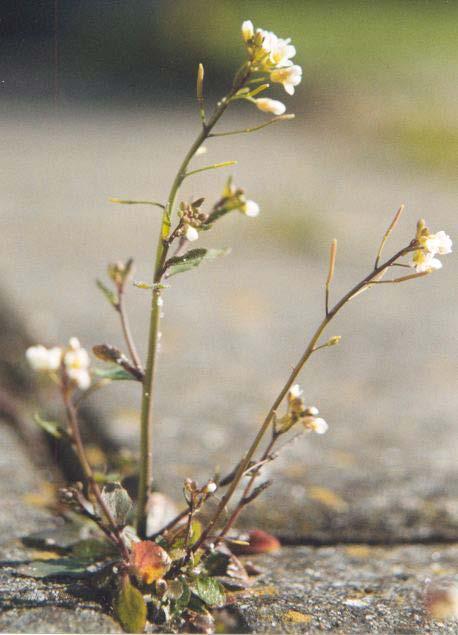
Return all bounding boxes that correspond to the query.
[1,1,457,538]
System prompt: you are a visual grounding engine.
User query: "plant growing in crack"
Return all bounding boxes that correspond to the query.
[23,20,452,634]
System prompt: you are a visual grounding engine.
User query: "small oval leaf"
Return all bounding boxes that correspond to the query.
[193,575,226,608]
[115,577,147,634]
[165,248,230,277]
[130,541,171,585]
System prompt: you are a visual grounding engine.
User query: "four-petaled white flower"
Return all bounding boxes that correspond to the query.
[255,97,286,116]
[242,200,260,217]
[411,221,452,273]
[64,337,91,390]
[423,230,452,256]
[257,29,296,68]
[26,345,62,371]
[185,225,199,242]
[270,65,302,95]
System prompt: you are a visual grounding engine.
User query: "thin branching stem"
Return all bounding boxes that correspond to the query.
[192,243,417,551]
[109,198,165,209]
[375,204,405,269]
[217,432,279,542]
[117,290,143,371]
[209,114,294,138]
[62,386,130,561]
[136,61,254,538]
[184,160,237,179]
[325,239,337,316]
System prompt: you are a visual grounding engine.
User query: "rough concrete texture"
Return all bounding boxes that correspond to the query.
[231,545,458,633]
[0,608,121,634]
[1,419,457,633]
[0,420,120,633]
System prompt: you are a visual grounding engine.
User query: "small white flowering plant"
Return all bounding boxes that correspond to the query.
[23,21,452,634]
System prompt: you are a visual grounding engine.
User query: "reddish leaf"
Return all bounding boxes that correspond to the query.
[130,540,171,585]
[231,530,281,555]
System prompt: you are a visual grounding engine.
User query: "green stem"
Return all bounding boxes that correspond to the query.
[136,63,252,538]
[192,243,414,550]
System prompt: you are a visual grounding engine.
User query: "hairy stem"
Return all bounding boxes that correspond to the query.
[193,243,415,550]
[136,63,252,538]
[217,433,278,542]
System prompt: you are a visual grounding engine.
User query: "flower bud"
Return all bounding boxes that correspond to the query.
[255,98,286,116]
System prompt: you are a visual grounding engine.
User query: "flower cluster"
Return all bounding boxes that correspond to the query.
[176,199,209,242]
[276,384,328,435]
[26,337,91,390]
[241,20,302,116]
[411,220,452,273]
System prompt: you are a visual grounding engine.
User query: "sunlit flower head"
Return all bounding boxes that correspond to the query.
[64,338,91,390]
[411,220,452,273]
[423,230,452,256]
[256,29,296,68]
[26,345,62,372]
[270,65,302,95]
[255,97,286,116]
[242,200,260,217]
[303,416,328,435]
[185,225,199,242]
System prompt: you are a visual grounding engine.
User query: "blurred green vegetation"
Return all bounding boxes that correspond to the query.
[161,1,458,85]
[3,1,456,175]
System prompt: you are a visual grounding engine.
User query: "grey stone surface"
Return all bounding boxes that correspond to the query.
[0,422,457,633]
[0,608,122,634]
[0,420,120,633]
[0,424,57,543]
[232,545,458,633]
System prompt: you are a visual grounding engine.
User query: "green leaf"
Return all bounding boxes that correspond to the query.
[165,248,230,277]
[93,366,136,381]
[193,575,226,608]
[33,414,64,439]
[170,578,191,613]
[96,279,118,307]
[100,483,132,526]
[115,577,147,634]
[17,558,96,579]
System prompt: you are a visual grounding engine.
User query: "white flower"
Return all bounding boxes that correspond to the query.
[424,230,452,256]
[242,200,260,217]
[204,481,217,494]
[26,345,62,372]
[185,225,199,242]
[257,29,296,68]
[64,338,91,390]
[414,252,443,273]
[304,416,328,434]
[270,65,302,95]
[241,20,254,42]
[411,222,452,272]
[255,97,286,116]
[305,406,319,417]
[289,384,303,399]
